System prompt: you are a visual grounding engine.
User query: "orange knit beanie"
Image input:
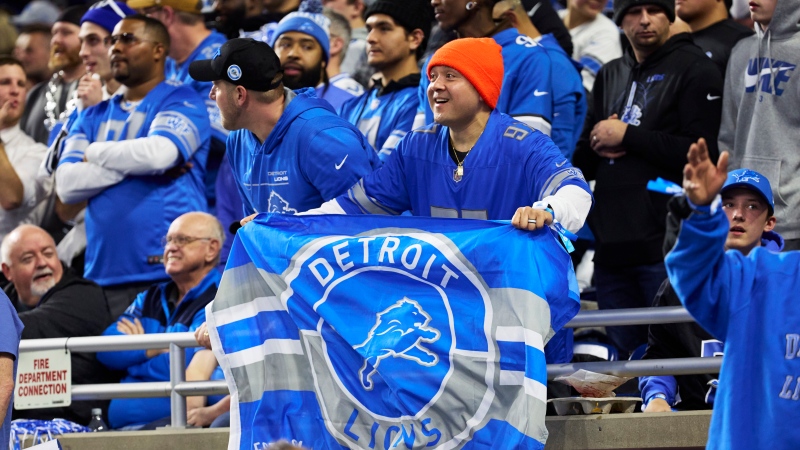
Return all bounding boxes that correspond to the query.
[427,37,504,109]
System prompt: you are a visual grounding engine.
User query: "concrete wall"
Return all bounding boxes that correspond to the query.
[39,411,711,450]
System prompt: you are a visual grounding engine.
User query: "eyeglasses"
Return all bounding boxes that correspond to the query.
[161,235,213,247]
[103,32,154,47]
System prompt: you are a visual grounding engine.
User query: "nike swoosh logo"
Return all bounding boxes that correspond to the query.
[527,3,541,17]
[335,154,348,170]
[534,90,548,96]
[744,65,795,88]
[707,94,720,101]
[556,160,567,167]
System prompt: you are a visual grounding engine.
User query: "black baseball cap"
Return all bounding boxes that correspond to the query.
[189,38,283,92]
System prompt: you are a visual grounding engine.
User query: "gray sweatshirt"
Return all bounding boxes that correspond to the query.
[719,0,800,239]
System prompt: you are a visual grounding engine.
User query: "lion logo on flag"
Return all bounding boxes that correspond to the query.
[355,297,441,390]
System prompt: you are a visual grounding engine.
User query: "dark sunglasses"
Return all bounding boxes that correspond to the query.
[103,32,155,47]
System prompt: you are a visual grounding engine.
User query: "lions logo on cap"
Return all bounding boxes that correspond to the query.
[227,64,242,81]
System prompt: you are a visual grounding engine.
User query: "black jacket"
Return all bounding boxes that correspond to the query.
[573,33,723,268]
[8,267,120,425]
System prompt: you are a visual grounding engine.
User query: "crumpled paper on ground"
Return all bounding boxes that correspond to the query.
[554,369,632,398]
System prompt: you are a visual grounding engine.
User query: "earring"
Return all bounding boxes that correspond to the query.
[466,1,477,10]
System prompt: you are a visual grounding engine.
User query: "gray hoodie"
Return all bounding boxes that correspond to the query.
[719,0,800,239]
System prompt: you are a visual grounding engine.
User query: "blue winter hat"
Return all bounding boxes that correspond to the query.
[722,168,775,216]
[271,12,331,63]
[81,1,136,34]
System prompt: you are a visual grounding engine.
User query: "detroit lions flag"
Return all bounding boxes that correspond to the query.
[207,214,580,450]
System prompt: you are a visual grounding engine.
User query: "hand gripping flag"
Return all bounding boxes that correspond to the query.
[207,214,580,450]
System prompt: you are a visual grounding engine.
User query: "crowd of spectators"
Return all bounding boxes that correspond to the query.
[0,0,796,446]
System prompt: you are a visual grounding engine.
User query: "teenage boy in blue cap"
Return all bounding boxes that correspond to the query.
[641,165,782,413]
[666,138,800,449]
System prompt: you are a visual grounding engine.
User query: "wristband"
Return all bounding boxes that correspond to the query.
[644,393,668,409]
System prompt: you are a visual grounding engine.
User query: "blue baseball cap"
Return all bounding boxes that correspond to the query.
[721,169,775,216]
[271,12,331,63]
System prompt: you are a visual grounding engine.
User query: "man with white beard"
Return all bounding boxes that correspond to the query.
[0,224,116,425]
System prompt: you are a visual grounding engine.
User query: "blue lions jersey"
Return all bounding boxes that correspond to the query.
[539,34,587,159]
[60,81,210,286]
[417,29,554,135]
[339,78,419,161]
[166,30,228,208]
[227,88,381,216]
[337,109,589,219]
[165,30,227,145]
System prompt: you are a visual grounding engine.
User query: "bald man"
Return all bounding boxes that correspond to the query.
[96,212,223,430]
[1,224,114,425]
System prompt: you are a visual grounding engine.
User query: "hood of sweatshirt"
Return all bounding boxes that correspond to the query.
[761,229,785,251]
[755,0,800,40]
[265,87,336,151]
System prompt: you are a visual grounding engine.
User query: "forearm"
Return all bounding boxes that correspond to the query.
[541,185,593,233]
[0,357,15,424]
[298,198,347,215]
[85,136,181,175]
[0,144,24,210]
[55,161,126,204]
[639,375,678,405]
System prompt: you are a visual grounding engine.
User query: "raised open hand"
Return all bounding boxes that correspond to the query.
[683,138,729,207]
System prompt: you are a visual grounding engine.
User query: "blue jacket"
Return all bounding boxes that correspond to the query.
[97,270,221,428]
[665,205,800,449]
[226,88,381,217]
[641,227,784,409]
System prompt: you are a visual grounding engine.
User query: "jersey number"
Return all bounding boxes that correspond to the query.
[503,126,530,141]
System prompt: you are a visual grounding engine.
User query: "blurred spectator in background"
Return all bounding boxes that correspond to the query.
[11,1,60,29]
[2,224,116,425]
[322,9,364,99]
[676,0,753,78]
[20,5,89,146]
[212,0,299,39]
[560,0,622,92]
[640,169,781,413]
[495,0,586,158]
[0,10,17,56]
[522,0,574,59]
[273,11,359,110]
[0,57,50,244]
[134,0,229,212]
[322,0,372,87]
[338,0,430,161]
[14,25,53,90]
[572,0,723,356]
[55,16,210,317]
[719,0,800,250]
[96,212,223,429]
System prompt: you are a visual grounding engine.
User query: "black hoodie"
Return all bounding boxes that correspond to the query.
[573,33,723,268]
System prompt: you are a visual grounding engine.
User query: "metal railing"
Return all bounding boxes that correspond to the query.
[18,306,717,428]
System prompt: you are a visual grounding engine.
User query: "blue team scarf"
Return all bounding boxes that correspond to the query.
[207,214,580,450]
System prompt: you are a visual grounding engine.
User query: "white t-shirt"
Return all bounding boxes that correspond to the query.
[560,11,623,92]
[0,125,49,240]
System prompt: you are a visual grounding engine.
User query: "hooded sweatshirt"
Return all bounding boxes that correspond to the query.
[226,88,381,217]
[719,1,800,239]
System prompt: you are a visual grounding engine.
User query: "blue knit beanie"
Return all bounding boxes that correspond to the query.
[271,12,331,63]
[81,1,136,34]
